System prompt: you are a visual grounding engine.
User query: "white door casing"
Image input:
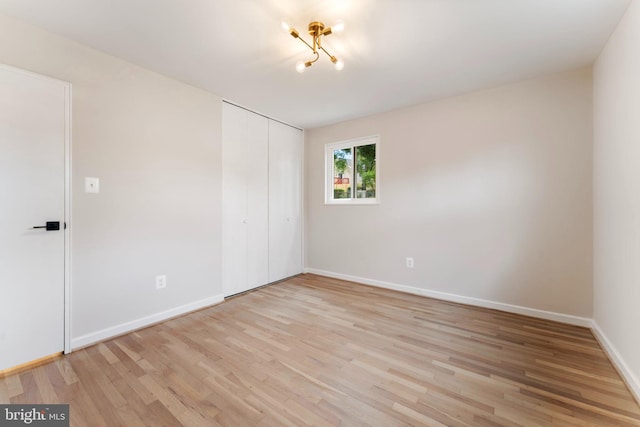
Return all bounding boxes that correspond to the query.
[0,64,71,371]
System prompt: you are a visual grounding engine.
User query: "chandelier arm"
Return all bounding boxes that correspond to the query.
[319,46,336,60]
[297,36,315,53]
[309,51,320,65]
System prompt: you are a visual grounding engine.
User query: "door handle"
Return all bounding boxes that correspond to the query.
[33,221,60,231]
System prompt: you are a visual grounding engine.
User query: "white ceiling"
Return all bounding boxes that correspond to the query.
[0,0,630,128]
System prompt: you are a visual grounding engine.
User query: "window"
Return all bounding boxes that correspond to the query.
[325,136,379,204]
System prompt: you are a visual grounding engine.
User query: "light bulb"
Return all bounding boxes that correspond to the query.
[334,59,345,70]
[296,62,306,73]
[281,21,290,32]
[332,20,345,33]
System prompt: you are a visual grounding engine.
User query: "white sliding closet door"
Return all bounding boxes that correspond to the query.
[222,103,268,296]
[246,112,269,289]
[268,121,303,282]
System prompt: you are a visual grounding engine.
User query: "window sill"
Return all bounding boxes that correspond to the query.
[325,199,380,205]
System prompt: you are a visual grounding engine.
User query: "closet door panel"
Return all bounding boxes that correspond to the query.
[269,121,303,282]
[246,113,270,290]
[222,103,248,296]
[223,103,303,295]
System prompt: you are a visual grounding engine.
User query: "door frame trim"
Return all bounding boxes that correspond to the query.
[0,64,72,355]
[63,77,72,355]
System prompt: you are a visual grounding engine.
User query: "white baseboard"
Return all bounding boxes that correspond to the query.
[591,321,640,403]
[71,294,225,350]
[303,268,592,327]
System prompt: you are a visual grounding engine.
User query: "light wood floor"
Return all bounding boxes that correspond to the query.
[1,274,639,426]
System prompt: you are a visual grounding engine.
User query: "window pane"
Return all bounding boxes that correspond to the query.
[355,144,376,198]
[333,148,352,199]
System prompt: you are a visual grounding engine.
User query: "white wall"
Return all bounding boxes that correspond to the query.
[593,0,640,399]
[306,68,593,319]
[0,13,223,346]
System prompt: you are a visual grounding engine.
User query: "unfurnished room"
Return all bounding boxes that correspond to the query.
[1,0,640,425]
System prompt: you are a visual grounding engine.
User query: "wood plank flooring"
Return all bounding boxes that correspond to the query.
[1,274,639,426]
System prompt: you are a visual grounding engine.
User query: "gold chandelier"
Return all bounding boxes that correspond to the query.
[282,20,344,72]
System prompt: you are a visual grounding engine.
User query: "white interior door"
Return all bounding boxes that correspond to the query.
[222,103,269,296]
[222,103,249,296]
[0,65,69,371]
[269,121,303,282]
[245,112,269,291]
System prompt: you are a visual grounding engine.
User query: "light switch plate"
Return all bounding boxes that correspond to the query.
[85,177,100,193]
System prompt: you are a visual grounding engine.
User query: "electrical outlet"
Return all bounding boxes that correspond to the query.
[155,275,167,289]
[406,257,414,268]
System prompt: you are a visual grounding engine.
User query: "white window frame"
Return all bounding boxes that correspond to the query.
[325,135,380,205]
